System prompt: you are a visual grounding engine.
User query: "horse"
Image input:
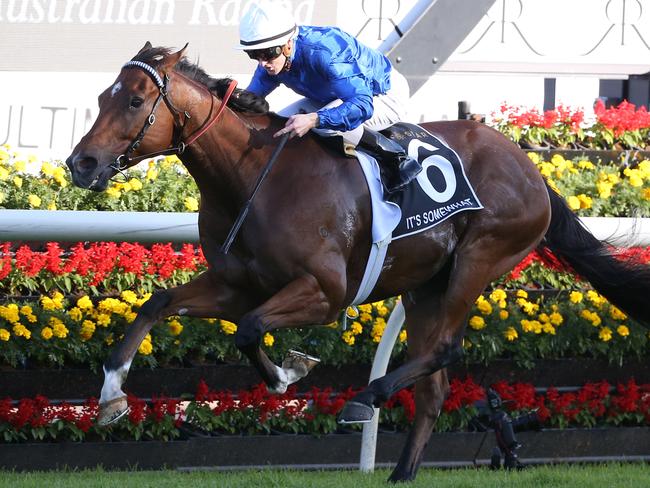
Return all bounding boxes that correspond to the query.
[66,43,650,482]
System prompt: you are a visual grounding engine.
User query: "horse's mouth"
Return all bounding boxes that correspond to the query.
[70,163,115,192]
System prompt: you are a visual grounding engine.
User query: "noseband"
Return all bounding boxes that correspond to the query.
[112,60,237,173]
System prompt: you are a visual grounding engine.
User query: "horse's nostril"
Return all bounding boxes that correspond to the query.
[76,157,99,173]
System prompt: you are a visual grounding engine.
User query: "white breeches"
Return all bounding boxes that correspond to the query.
[277,69,410,145]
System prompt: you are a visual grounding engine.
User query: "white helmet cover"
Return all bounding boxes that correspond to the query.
[235,0,297,50]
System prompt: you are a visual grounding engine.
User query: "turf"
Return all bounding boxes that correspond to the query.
[1,464,649,488]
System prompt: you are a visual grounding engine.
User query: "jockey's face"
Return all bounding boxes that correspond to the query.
[247,40,292,76]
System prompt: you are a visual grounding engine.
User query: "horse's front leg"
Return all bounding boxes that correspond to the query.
[234,274,335,393]
[98,271,251,425]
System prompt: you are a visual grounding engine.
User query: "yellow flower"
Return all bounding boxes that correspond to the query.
[504,327,518,341]
[580,309,601,327]
[617,325,630,337]
[577,194,592,209]
[476,296,493,315]
[359,312,373,324]
[184,196,199,212]
[47,202,57,210]
[146,167,158,181]
[542,322,556,335]
[597,181,612,199]
[469,315,486,330]
[345,306,359,319]
[569,291,583,303]
[138,338,153,355]
[120,290,138,304]
[52,322,69,339]
[128,178,143,191]
[96,313,111,327]
[358,304,372,313]
[77,295,94,310]
[371,318,387,343]
[263,332,274,347]
[399,329,407,343]
[80,320,96,340]
[489,289,507,303]
[527,152,541,164]
[577,160,595,170]
[28,194,41,208]
[0,166,8,180]
[169,319,184,336]
[342,330,355,345]
[41,161,54,176]
[644,188,650,201]
[350,321,363,335]
[521,319,542,334]
[499,310,509,320]
[609,306,627,321]
[12,324,31,339]
[516,290,528,299]
[106,186,121,199]
[549,312,564,326]
[41,327,53,340]
[566,196,580,210]
[220,320,237,335]
[53,168,68,187]
[105,334,114,346]
[67,307,83,321]
[587,290,606,308]
[374,303,389,317]
[599,327,612,342]
[13,176,22,188]
[0,328,9,341]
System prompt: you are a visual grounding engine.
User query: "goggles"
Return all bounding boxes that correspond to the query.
[245,45,284,62]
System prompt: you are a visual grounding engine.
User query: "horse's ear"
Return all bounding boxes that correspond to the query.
[138,41,153,54]
[161,43,188,71]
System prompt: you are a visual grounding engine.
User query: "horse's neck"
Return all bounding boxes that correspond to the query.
[181,109,273,213]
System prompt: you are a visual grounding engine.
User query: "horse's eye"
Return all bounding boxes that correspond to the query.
[130,97,144,109]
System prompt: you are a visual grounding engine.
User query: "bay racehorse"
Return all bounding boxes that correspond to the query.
[66,43,650,482]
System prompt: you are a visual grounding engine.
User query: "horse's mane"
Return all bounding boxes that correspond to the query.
[132,46,270,115]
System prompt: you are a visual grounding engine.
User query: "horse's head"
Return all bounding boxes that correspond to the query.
[66,42,187,191]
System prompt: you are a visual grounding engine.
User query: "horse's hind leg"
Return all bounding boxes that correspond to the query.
[340,244,539,481]
[98,271,250,425]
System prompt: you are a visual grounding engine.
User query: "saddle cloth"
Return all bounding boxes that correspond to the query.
[358,122,483,244]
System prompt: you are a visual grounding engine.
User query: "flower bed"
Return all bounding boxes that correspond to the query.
[1,148,649,217]
[1,377,648,443]
[1,243,649,369]
[490,100,650,150]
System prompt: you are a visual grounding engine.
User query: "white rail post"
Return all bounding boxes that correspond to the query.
[359,299,406,472]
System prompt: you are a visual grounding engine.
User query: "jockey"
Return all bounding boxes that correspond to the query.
[236,0,422,194]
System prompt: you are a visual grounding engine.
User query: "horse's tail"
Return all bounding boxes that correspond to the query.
[540,182,650,328]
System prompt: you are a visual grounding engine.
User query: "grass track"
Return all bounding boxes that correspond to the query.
[1,464,649,488]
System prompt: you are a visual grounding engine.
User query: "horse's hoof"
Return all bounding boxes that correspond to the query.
[281,349,320,380]
[98,396,129,426]
[338,401,375,424]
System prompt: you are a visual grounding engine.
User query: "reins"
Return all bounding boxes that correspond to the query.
[112,61,238,172]
[112,58,289,256]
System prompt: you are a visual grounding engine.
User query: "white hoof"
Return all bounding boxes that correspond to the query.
[98,396,129,426]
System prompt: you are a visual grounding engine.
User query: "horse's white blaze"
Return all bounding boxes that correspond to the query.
[100,361,131,403]
[111,82,122,97]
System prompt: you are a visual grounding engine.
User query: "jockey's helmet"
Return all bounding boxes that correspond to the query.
[235,0,297,51]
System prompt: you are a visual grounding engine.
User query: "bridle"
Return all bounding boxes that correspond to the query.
[111,60,238,175]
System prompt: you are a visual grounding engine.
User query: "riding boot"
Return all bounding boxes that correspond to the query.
[357,128,423,194]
